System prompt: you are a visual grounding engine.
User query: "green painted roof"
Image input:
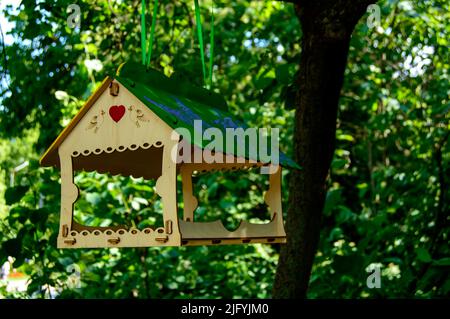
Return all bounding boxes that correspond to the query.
[115,62,300,170]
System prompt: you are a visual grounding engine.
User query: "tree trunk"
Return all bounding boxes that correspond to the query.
[273,0,375,298]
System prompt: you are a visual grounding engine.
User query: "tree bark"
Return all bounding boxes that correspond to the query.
[273,0,376,298]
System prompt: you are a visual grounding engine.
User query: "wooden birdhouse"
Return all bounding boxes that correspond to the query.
[40,62,299,248]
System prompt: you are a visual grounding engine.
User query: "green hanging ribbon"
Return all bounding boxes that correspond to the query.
[146,0,159,67]
[142,0,213,84]
[194,0,207,86]
[209,2,214,88]
[141,0,146,65]
[141,0,158,66]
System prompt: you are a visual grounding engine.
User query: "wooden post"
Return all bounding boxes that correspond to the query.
[155,138,181,245]
[180,166,198,222]
[264,165,285,235]
[57,148,79,248]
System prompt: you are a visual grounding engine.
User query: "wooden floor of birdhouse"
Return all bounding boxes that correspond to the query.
[178,218,286,246]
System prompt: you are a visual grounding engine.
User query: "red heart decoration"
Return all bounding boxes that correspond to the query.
[109,105,126,122]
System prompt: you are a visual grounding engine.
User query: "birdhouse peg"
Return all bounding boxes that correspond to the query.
[155,236,169,243]
[165,220,173,234]
[109,82,119,96]
[64,238,76,245]
[62,224,69,237]
[108,238,121,245]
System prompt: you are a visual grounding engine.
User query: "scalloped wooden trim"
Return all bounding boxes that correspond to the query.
[58,226,177,248]
[70,140,163,158]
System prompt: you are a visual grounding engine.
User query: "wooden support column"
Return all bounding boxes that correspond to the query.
[180,165,198,222]
[57,148,79,247]
[155,139,181,245]
[264,165,286,235]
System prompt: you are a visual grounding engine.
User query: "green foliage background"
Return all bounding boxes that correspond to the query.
[0,0,448,298]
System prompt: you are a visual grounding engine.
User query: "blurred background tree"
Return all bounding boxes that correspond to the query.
[0,0,448,298]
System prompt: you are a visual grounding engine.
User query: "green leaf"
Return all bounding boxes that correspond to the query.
[336,205,356,223]
[30,208,48,225]
[416,247,432,263]
[5,185,28,205]
[254,76,274,90]
[323,189,342,214]
[131,200,140,211]
[13,254,26,268]
[86,192,101,205]
[167,282,178,289]
[133,197,149,205]
[9,206,31,223]
[336,134,355,142]
[331,158,347,169]
[432,257,450,267]
[175,275,186,283]
[276,64,291,85]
